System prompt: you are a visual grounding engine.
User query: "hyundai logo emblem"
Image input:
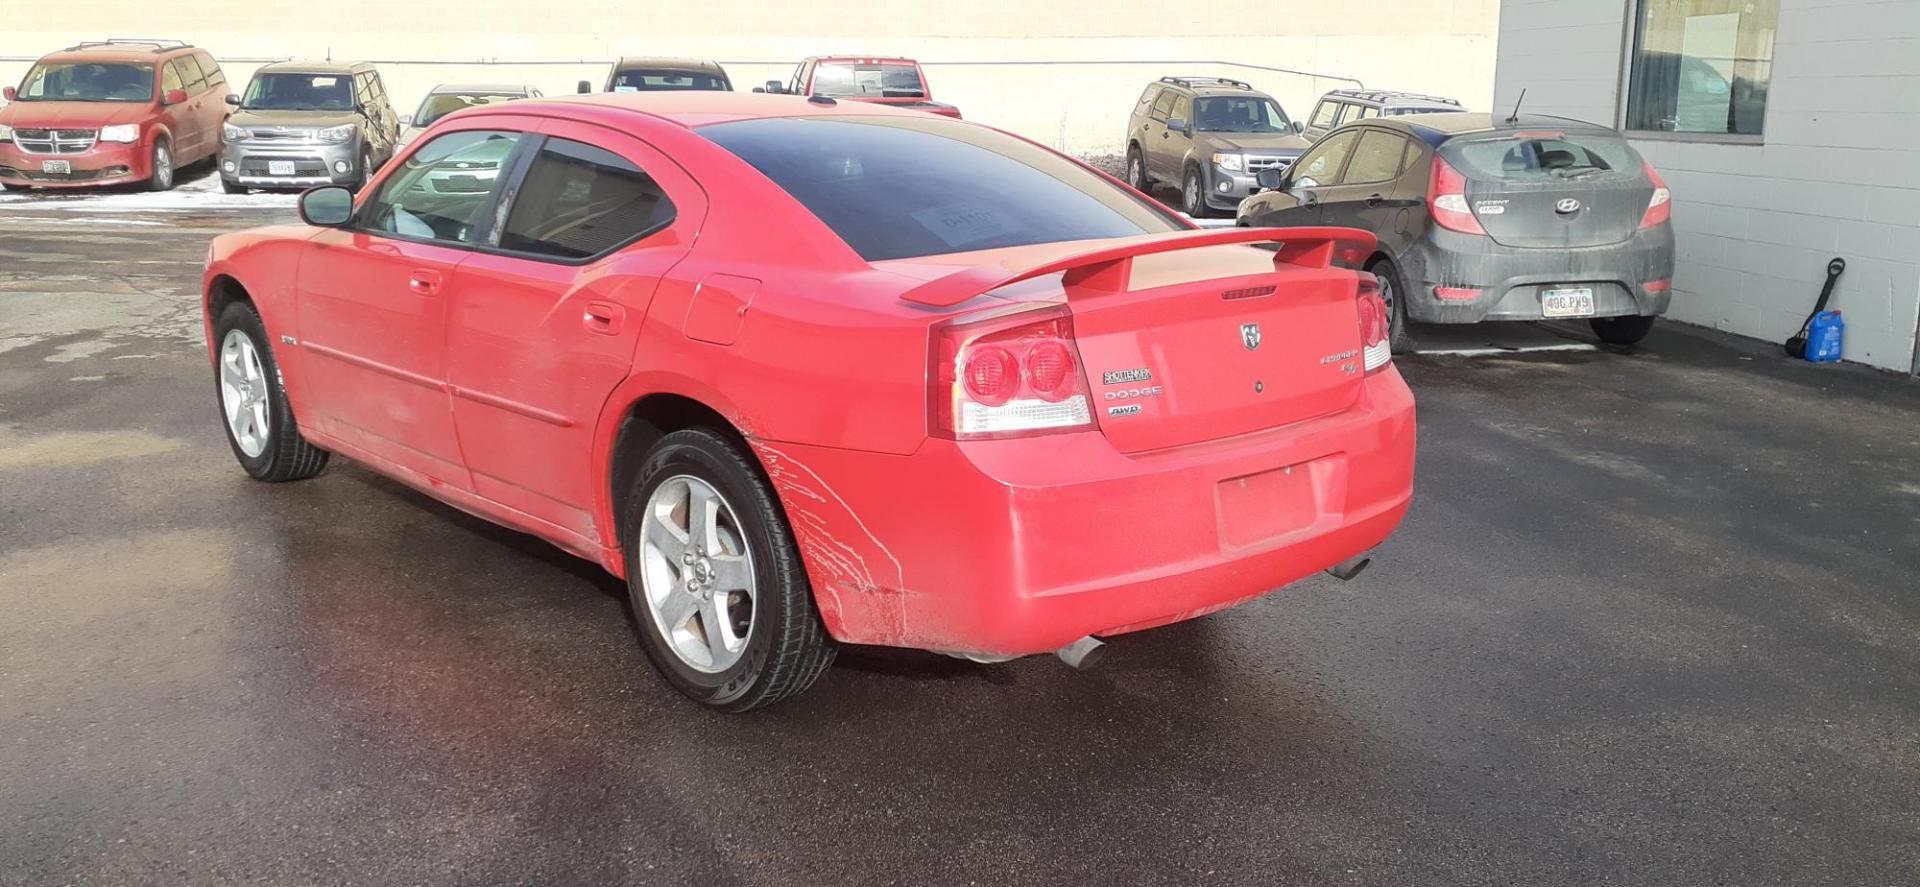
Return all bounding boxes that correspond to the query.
[1555,197,1582,214]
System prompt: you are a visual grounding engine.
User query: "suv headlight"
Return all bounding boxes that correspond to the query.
[99,124,141,143]
[223,122,248,142]
[1212,152,1244,172]
[315,124,355,144]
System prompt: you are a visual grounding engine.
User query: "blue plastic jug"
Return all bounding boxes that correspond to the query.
[1805,311,1844,363]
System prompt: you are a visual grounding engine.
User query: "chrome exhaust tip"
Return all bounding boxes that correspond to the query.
[1325,553,1373,581]
[1055,635,1107,670]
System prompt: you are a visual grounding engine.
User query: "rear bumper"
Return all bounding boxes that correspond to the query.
[219,139,363,188]
[753,368,1416,658]
[0,140,150,188]
[1398,225,1675,323]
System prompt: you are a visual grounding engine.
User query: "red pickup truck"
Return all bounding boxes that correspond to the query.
[761,56,961,118]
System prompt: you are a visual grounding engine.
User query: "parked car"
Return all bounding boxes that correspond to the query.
[1300,89,1464,142]
[578,57,732,94]
[759,56,960,118]
[1238,112,1675,351]
[219,61,401,193]
[200,92,1413,711]
[1124,76,1310,218]
[400,83,541,149]
[0,39,230,192]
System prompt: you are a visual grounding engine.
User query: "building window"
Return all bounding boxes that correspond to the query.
[1625,0,1778,137]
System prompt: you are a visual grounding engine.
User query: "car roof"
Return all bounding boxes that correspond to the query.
[805,56,918,65]
[1323,89,1462,109]
[482,91,932,129]
[1154,76,1272,99]
[612,57,727,75]
[1363,111,1618,146]
[428,83,534,95]
[255,60,369,75]
[41,42,196,64]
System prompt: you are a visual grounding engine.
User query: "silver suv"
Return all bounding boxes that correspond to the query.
[1299,89,1464,142]
[219,60,401,193]
[1124,76,1310,218]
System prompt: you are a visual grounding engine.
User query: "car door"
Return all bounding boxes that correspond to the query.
[295,125,529,489]
[1144,88,1178,180]
[193,53,231,155]
[445,119,706,538]
[1315,127,1413,238]
[1249,128,1359,227]
[166,57,208,160]
[156,61,198,159]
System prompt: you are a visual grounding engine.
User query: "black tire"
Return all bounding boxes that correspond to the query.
[1126,144,1151,192]
[146,137,174,192]
[221,178,247,195]
[1368,256,1415,354]
[621,428,835,712]
[212,301,330,482]
[1591,315,1657,346]
[1,183,28,192]
[352,148,373,191]
[1182,164,1213,218]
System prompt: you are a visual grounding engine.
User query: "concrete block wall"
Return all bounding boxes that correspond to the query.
[1494,0,1920,373]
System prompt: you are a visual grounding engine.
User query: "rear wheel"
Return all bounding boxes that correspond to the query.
[212,301,329,482]
[1591,315,1657,346]
[1368,256,1415,354]
[621,429,835,712]
[1182,165,1213,218]
[146,138,174,192]
[1126,145,1151,192]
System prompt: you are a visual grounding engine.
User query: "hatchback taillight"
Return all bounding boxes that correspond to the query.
[932,305,1094,440]
[1356,275,1391,375]
[1639,161,1672,229]
[1428,155,1486,235]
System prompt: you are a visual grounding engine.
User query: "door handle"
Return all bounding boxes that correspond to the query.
[1366,193,1385,207]
[583,300,625,335]
[408,269,442,296]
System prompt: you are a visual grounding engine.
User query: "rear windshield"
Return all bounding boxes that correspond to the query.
[700,116,1183,262]
[812,63,925,99]
[1441,131,1639,181]
[414,93,523,127]
[243,73,354,111]
[611,70,727,92]
[16,62,154,103]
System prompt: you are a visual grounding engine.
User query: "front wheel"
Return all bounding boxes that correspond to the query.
[221,177,247,195]
[213,302,329,482]
[1591,315,1657,346]
[621,429,835,712]
[146,138,174,192]
[1182,165,1213,218]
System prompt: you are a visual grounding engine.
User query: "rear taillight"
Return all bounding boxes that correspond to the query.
[1639,161,1671,229]
[932,305,1094,440]
[1428,155,1486,235]
[1434,286,1482,301]
[1356,275,1391,375]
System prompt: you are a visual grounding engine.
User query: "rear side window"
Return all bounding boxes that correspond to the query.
[700,116,1183,262]
[1134,85,1160,114]
[172,57,205,92]
[193,53,226,88]
[1442,132,1639,181]
[1151,90,1177,119]
[1308,101,1339,130]
[497,137,677,260]
[1344,129,1409,184]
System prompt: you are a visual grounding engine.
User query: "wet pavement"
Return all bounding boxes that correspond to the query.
[3,179,1919,886]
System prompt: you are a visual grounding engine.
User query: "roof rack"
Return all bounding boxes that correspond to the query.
[64,38,191,52]
[1329,88,1461,106]
[1160,75,1253,91]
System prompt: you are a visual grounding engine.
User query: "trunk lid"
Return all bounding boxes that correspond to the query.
[1442,131,1653,249]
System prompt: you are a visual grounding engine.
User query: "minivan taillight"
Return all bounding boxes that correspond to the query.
[1356,275,1391,374]
[932,305,1094,440]
[1428,155,1486,235]
[1639,161,1672,229]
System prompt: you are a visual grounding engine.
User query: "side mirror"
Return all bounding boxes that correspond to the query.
[1255,167,1286,192]
[1291,120,1306,135]
[576,80,592,94]
[224,93,240,107]
[2,86,16,102]
[163,88,188,106]
[751,87,764,93]
[764,80,785,94]
[398,113,412,126]
[1167,118,1190,135]
[298,186,354,227]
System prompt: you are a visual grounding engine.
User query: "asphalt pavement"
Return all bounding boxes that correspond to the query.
[2,171,1917,886]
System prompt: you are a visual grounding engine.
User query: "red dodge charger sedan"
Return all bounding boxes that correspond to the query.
[201,92,1415,711]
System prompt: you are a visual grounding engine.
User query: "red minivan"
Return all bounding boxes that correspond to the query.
[0,40,231,191]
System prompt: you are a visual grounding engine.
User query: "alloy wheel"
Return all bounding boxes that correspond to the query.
[638,475,757,673]
[218,329,270,458]
[153,144,173,189]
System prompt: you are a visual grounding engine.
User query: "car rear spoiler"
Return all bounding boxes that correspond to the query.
[899,227,1377,308]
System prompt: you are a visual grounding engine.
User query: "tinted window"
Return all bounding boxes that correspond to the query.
[17,62,154,103]
[701,116,1183,262]
[497,137,677,260]
[360,130,523,244]
[1308,100,1339,130]
[1194,97,1292,133]
[1441,132,1639,182]
[1151,90,1177,119]
[242,73,353,111]
[1292,129,1359,186]
[611,69,727,92]
[812,62,923,98]
[1344,129,1408,184]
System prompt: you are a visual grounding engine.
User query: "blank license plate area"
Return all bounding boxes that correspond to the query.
[1216,456,1347,548]
[41,160,71,174]
[268,160,296,176]
[1541,287,1595,318]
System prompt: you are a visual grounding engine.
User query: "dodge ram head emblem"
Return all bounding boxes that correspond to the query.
[1240,323,1262,351]
[1555,197,1582,214]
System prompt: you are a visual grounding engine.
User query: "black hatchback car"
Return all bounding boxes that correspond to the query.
[1237,113,1675,351]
